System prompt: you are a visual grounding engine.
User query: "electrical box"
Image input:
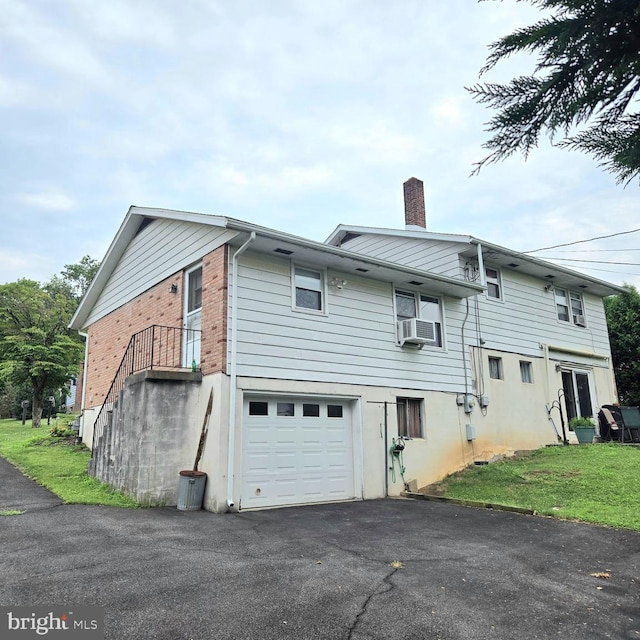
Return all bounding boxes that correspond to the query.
[479,394,490,408]
[463,394,475,414]
[456,394,465,406]
[466,424,476,441]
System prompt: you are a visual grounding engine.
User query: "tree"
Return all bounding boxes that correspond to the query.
[604,284,640,406]
[47,255,100,303]
[0,280,83,427]
[468,0,640,184]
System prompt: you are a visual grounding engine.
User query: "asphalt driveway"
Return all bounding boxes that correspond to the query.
[1,456,639,640]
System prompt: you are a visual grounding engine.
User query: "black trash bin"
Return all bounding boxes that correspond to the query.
[177,470,207,511]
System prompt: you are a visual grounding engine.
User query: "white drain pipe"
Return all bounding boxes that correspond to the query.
[226,232,256,509]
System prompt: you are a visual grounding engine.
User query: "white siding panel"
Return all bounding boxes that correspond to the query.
[231,251,611,392]
[342,234,468,278]
[474,269,612,360]
[232,252,468,393]
[86,219,237,325]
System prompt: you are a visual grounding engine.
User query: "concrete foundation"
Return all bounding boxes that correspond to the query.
[90,370,202,505]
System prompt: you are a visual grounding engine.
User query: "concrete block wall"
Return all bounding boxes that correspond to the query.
[91,370,203,505]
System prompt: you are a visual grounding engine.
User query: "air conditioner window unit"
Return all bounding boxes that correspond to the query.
[573,314,586,326]
[397,318,437,346]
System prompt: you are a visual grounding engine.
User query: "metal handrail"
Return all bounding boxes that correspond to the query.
[90,325,201,458]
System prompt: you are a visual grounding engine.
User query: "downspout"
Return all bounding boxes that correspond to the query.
[475,242,486,287]
[541,342,551,407]
[78,330,90,439]
[226,231,256,509]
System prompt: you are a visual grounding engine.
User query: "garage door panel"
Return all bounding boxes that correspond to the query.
[242,396,356,509]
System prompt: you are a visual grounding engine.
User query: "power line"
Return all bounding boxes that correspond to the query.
[543,248,640,253]
[543,257,640,266]
[546,264,640,276]
[524,227,640,253]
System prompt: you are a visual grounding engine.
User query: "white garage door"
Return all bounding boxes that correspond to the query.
[241,396,356,510]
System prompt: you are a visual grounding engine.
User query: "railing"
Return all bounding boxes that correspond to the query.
[90,325,202,460]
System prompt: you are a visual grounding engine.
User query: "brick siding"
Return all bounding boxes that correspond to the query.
[84,246,228,408]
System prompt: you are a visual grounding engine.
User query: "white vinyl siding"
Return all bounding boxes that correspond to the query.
[340,234,468,279]
[230,252,470,393]
[86,218,237,326]
[470,269,611,360]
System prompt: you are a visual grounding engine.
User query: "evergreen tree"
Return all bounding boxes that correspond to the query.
[468,0,640,184]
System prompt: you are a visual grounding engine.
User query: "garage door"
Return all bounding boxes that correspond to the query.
[241,396,356,510]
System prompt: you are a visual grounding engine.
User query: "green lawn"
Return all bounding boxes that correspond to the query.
[0,418,139,507]
[425,444,640,530]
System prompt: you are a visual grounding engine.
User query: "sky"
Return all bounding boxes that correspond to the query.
[1,0,638,290]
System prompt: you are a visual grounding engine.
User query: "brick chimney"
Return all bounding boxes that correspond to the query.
[403,177,426,230]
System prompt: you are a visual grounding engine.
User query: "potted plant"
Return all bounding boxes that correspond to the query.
[569,417,596,444]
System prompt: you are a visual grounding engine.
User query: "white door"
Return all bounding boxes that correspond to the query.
[241,396,356,509]
[183,265,202,368]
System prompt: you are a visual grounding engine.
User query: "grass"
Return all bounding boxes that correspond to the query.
[0,418,139,508]
[425,444,640,530]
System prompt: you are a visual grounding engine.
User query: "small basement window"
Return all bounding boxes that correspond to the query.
[396,398,423,438]
[488,357,503,380]
[520,361,533,384]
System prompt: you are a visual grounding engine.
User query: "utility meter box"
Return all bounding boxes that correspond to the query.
[466,423,476,441]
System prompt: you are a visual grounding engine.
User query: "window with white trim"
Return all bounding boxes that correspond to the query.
[485,267,502,300]
[294,266,324,312]
[555,288,586,326]
[396,398,423,438]
[394,290,443,347]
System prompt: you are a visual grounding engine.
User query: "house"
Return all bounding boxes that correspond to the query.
[70,179,623,512]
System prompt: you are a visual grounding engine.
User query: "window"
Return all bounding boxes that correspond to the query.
[187,266,203,313]
[520,361,533,384]
[327,405,343,418]
[249,401,268,416]
[485,267,502,300]
[294,266,324,311]
[396,398,423,438]
[394,290,443,347]
[302,403,320,417]
[277,402,295,417]
[555,288,586,326]
[488,356,503,380]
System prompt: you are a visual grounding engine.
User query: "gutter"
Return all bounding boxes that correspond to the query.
[226,231,256,509]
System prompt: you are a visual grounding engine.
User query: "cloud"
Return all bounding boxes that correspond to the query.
[15,191,76,211]
[0,248,55,285]
[0,0,637,292]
